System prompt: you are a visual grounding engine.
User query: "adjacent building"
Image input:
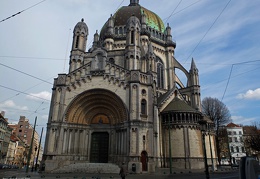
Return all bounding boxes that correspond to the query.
[0,111,12,164]
[226,123,246,165]
[8,116,40,168]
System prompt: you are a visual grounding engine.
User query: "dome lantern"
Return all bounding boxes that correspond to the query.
[130,0,139,6]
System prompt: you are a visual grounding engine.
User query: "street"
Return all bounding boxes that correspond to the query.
[0,169,239,179]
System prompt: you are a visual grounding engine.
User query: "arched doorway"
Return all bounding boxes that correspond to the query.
[141,151,148,171]
[64,89,129,164]
[90,132,109,163]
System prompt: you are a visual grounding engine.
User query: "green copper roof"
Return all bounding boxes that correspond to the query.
[141,7,165,33]
[113,5,165,33]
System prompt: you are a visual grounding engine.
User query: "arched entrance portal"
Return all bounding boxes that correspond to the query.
[90,132,109,163]
[65,89,129,164]
[141,151,148,171]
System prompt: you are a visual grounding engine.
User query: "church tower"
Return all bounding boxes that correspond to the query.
[125,15,141,70]
[69,18,88,72]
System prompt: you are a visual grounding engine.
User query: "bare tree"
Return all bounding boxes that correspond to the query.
[243,125,260,157]
[202,97,231,165]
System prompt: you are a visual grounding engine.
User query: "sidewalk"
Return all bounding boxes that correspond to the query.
[0,168,239,179]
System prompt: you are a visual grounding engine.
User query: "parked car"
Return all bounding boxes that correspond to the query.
[0,163,3,169]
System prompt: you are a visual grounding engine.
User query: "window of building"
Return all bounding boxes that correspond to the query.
[242,147,245,152]
[228,131,232,135]
[25,126,28,128]
[142,89,146,96]
[20,125,23,128]
[109,58,115,64]
[239,131,242,135]
[131,31,134,44]
[236,146,239,152]
[75,36,79,48]
[24,134,27,138]
[231,146,234,152]
[228,137,232,142]
[141,99,147,115]
[156,57,164,89]
[233,131,236,135]
[234,137,238,142]
[19,129,22,133]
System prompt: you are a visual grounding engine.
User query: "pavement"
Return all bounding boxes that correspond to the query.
[0,168,240,179]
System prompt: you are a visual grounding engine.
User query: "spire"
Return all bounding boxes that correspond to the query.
[130,0,139,6]
[166,23,172,42]
[191,58,197,70]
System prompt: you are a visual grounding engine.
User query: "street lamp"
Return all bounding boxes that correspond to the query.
[199,119,210,179]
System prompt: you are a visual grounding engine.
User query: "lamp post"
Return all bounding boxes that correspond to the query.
[199,119,210,179]
[168,115,172,174]
[31,146,37,172]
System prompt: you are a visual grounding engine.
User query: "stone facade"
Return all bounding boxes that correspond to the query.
[43,0,217,173]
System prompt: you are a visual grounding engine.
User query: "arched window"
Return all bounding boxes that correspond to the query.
[131,30,134,44]
[119,27,123,34]
[75,36,79,48]
[156,57,164,89]
[109,58,115,64]
[141,99,147,115]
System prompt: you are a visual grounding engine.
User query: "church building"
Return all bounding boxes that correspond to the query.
[43,0,216,173]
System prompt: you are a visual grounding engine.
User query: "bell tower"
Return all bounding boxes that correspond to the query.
[69,18,88,73]
[125,15,141,70]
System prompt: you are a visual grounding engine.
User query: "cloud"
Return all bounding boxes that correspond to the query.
[0,100,28,111]
[232,116,257,126]
[41,115,49,120]
[26,91,52,101]
[237,88,260,100]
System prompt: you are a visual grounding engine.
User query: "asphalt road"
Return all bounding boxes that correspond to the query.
[0,169,239,179]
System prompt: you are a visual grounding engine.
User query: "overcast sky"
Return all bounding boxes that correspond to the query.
[0,0,260,146]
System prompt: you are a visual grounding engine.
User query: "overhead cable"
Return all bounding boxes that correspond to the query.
[164,0,182,23]
[0,85,51,102]
[0,62,52,85]
[0,0,47,23]
[184,0,232,64]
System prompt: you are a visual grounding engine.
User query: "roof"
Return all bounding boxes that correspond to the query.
[113,5,165,33]
[100,2,165,38]
[227,122,241,127]
[162,97,198,113]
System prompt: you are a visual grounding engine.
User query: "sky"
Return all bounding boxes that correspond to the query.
[0,0,260,146]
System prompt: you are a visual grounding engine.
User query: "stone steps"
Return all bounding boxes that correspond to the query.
[52,163,120,174]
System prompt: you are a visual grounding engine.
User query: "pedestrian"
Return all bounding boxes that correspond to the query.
[119,162,128,179]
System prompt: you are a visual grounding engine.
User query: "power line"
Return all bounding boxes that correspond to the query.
[221,60,260,101]
[164,0,182,23]
[221,64,233,101]
[0,62,52,85]
[114,0,125,14]
[0,85,51,102]
[162,0,202,21]
[0,55,66,61]
[0,0,47,23]
[184,0,232,64]
[0,76,56,103]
